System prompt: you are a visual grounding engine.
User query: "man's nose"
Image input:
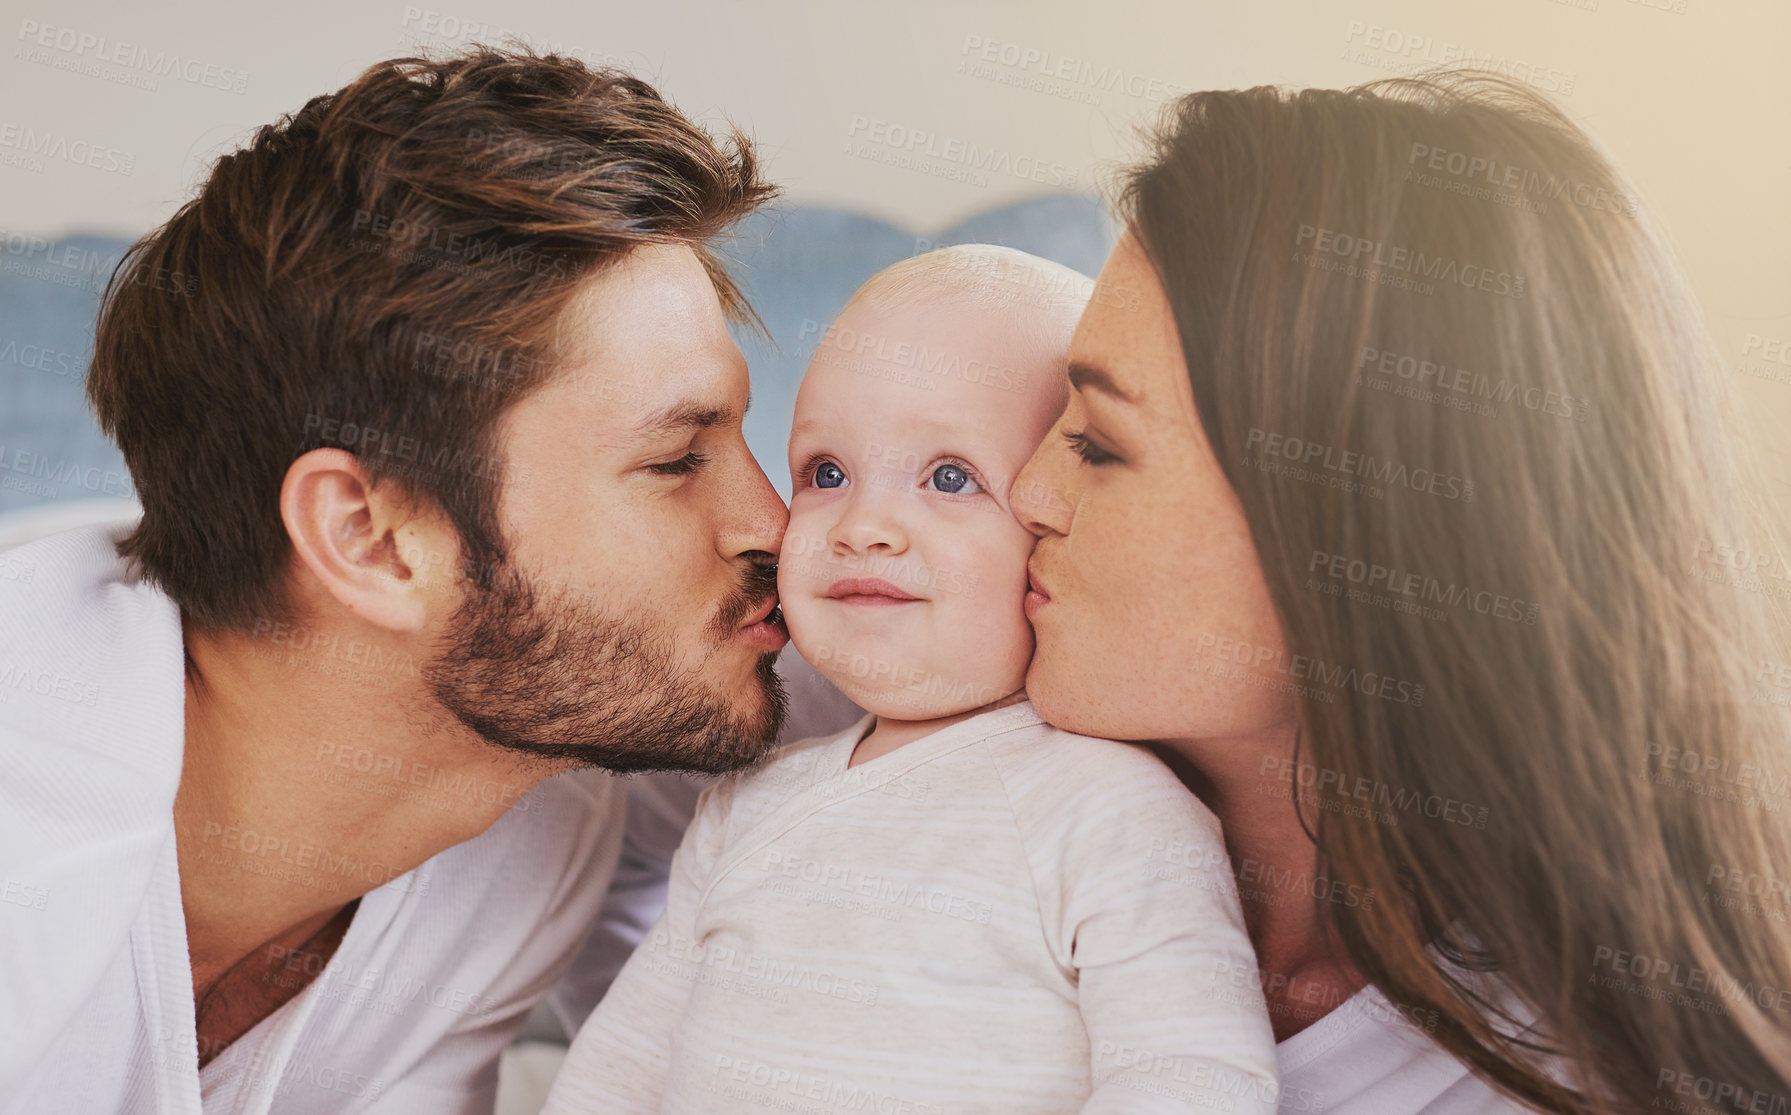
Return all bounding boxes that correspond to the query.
[721,446,788,561]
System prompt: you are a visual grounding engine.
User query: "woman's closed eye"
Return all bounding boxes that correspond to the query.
[1063,429,1121,466]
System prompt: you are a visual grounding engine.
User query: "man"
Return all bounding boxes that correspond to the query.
[0,47,789,1113]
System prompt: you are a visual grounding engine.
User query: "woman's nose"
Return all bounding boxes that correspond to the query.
[1013,434,1076,538]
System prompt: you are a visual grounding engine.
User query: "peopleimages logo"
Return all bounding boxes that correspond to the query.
[798,318,1030,394]
[0,122,135,175]
[14,19,250,94]
[1406,141,1638,218]
[1739,334,1791,387]
[1644,740,1789,802]
[1340,20,1576,95]
[1591,944,1791,1016]
[1307,549,1541,626]
[0,663,100,707]
[1244,426,1475,503]
[957,34,1182,105]
[645,928,882,1006]
[1295,224,1526,299]
[845,115,1079,189]
[0,442,136,501]
[1259,755,1491,830]
[1355,345,1592,423]
[1194,630,1426,707]
[1655,1070,1786,1115]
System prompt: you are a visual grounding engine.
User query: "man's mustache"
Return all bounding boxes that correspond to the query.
[709,559,781,641]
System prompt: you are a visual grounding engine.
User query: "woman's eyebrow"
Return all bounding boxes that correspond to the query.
[1068,360,1135,404]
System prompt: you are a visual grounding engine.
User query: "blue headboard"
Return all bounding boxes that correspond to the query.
[0,196,1116,515]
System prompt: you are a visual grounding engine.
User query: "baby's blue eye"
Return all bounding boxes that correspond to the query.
[927,464,979,495]
[813,462,846,489]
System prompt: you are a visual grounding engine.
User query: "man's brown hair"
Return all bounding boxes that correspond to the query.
[87,46,776,631]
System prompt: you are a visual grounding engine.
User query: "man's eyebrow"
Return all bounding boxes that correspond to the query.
[631,400,738,437]
[1068,361,1136,404]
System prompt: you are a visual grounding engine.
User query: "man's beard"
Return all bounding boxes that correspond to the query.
[426,558,787,775]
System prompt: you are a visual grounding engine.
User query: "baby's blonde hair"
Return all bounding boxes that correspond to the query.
[852,244,1092,340]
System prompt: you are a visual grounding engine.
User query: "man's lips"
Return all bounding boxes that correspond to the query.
[825,577,922,605]
[1024,561,1045,622]
[740,595,782,628]
[736,594,787,651]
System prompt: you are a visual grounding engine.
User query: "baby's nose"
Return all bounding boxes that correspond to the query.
[827,487,909,555]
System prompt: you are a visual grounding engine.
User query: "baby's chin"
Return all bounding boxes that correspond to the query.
[816,665,1015,724]
[784,594,1032,723]
[852,689,969,723]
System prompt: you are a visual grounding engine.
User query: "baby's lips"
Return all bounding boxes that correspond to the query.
[825,576,923,602]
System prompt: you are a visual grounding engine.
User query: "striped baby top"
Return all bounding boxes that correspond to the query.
[544,700,1278,1115]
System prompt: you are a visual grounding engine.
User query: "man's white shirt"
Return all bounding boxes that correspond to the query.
[0,526,668,1115]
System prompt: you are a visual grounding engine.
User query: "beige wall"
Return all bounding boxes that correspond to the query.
[5,0,1787,491]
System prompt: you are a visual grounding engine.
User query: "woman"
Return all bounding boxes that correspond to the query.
[1014,72,1791,1113]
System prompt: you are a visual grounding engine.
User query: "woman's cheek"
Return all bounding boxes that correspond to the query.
[1046,494,1172,733]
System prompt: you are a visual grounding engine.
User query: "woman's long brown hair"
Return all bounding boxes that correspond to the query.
[1124,72,1791,1112]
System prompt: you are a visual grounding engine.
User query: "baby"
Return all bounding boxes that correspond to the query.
[544,246,1277,1114]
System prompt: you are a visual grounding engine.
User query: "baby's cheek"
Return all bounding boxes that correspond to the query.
[776,568,825,651]
[952,602,1033,702]
[778,503,833,585]
[938,526,1035,684]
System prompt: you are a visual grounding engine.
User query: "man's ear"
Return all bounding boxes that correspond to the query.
[279,448,453,634]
